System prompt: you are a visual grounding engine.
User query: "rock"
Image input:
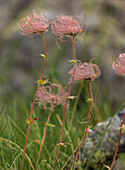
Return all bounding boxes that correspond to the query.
[79,108,125,169]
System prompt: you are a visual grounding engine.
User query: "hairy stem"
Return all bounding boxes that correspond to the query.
[71,82,93,170]
[54,36,76,170]
[35,106,54,170]
[20,33,48,170]
[110,112,125,170]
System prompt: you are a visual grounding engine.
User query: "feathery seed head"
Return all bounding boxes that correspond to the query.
[112,53,125,75]
[36,83,68,109]
[69,59,101,82]
[51,14,85,40]
[20,10,49,36]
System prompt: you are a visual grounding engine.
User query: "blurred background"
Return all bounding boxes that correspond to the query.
[0,0,125,114]
[0,0,125,169]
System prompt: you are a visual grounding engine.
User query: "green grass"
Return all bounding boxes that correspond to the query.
[0,81,123,170]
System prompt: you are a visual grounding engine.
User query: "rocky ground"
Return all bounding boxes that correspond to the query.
[78,108,125,170]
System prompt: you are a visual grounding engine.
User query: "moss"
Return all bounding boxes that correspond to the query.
[108,137,112,143]
[94,150,106,163]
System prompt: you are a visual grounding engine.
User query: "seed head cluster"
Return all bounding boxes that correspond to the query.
[36,83,68,109]
[69,59,101,81]
[51,14,85,40]
[112,53,125,75]
[20,10,49,35]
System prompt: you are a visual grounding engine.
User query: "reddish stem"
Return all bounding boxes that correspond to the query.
[54,36,76,170]
[109,112,125,170]
[20,33,48,170]
[71,82,93,170]
[72,36,76,61]
[35,106,54,170]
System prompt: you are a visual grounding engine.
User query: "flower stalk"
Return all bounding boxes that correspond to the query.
[35,82,68,169]
[109,53,125,170]
[20,33,48,170]
[109,112,125,170]
[35,105,55,170]
[54,36,76,169]
[71,82,93,169]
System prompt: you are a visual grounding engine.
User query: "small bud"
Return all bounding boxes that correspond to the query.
[69,60,77,64]
[87,128,92,133]
[33,117,37,121]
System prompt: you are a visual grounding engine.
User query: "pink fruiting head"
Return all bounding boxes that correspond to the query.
[20,10,49,36]
[69,58,101,82]
[51,14,85,40]
[36,83,68,109]
[112,53,125,75]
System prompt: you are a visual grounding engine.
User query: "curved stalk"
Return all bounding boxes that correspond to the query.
[35,105,54,170]
[20,33,48,170]
[54,36,76,170]
[110,112,125,170]
[71,82,93,170]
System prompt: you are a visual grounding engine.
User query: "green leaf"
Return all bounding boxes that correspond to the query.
[69,60,77,64]
[57,143,66,147]
[120,125,125,134]
[87,98,93,102]
[35,140,41,146]
[27,118,31,124]
[37,79,49,85]
[68,96,77,99]
[47,123,55,127]
[40,54,46,59]
[57,142,70,147]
